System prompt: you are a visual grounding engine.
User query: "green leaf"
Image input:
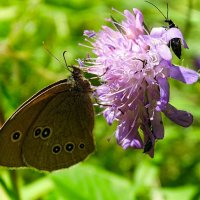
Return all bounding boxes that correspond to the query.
[50,164,134,200]
[162,185,198,200]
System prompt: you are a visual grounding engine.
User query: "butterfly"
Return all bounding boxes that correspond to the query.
[0,64,95,172]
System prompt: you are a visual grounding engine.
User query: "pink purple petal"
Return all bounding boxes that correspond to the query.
[169,65,199,84]
[163,104,193,127]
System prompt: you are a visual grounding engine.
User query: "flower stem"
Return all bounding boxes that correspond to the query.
[9,170,21,200]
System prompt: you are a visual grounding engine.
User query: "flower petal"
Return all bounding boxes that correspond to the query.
[164,28,189,48]
[116,111,144,149]
[120,132,143,149]
[163,104,193,127]
[156,44,172,61]
[84,30,96,38]
[156,77,169,111]
[151,111,164,139]
[150,27,166,38]
[141,124,155,158]
[103,108,116,125]
[169,65,199,84]
[143,138,155,158]
[133,8,144,31]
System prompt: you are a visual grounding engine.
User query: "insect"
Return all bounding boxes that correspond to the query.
[0,53,95,172]
[145,1,183,59]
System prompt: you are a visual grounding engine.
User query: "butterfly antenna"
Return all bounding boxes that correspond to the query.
[145,1,167,20]
[63,51,73,73]
[42,42,63,65]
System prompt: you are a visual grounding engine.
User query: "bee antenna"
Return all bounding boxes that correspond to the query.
[145,1,167,20]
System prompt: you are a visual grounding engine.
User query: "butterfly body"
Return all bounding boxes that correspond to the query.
[0,67,95,171]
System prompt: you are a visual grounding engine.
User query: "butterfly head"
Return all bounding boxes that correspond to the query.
[69,66,93,93]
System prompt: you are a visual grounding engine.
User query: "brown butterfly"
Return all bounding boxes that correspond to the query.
[0,65,95,172]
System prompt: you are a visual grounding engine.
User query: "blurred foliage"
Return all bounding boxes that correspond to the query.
[0,0,200,199]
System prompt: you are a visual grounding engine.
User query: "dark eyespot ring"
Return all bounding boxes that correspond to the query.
[33,127,42,138]
[11,131,22,142]
[52,144,62,155]
[65,143,75,153]
[79,143,85,149]
[41,127,52,139]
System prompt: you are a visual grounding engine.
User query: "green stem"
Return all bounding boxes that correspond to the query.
[9,170,21,200]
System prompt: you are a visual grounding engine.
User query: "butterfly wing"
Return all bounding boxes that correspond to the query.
[22,90,94,171]
[0,80,70,167]
[0,79,95,171]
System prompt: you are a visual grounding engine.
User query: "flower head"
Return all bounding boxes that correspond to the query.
[81,8,199,157]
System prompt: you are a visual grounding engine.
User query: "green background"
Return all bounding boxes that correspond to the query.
[0,0,200,199]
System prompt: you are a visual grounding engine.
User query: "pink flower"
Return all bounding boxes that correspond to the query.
[81,8,199,157]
